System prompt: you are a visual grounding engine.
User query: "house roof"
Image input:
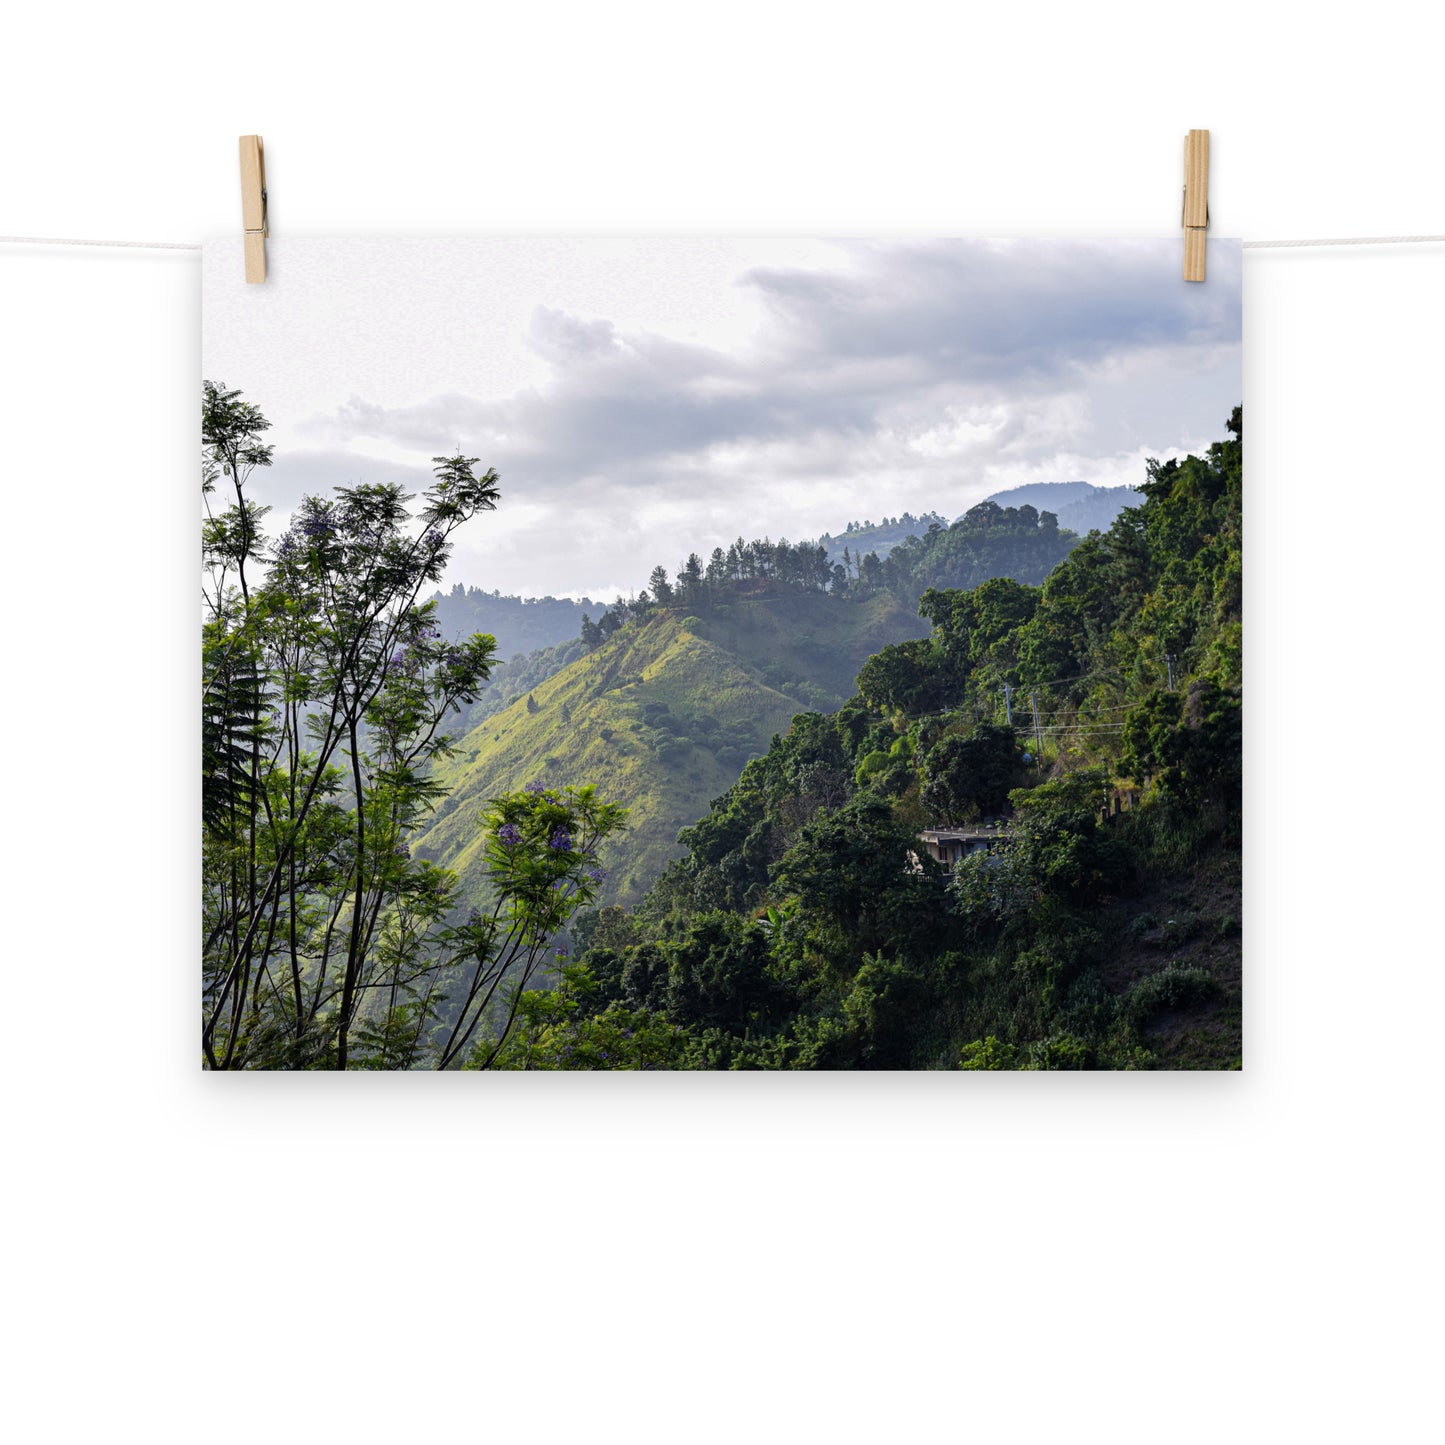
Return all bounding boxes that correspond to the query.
[919,826,1015,843]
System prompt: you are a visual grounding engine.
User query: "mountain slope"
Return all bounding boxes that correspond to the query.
[413,589,930,905]
[544,409,1243,1071]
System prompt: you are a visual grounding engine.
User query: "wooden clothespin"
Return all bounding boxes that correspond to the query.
[1182,129,1209,282]
[239,135,267,284]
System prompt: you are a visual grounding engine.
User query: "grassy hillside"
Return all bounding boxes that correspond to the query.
[687,584,929,705]
[413,589,929,906]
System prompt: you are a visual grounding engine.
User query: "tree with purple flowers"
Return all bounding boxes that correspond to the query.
[203,382,618,1069]
[430,783,627,1069]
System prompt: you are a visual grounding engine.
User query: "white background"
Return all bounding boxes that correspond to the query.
[2,3,1440,1441]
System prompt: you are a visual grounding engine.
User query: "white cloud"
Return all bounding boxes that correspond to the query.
[207,237,1241,598]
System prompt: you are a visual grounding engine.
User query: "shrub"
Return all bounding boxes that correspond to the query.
[855,749,890,786]
[842,953,936,1067]
[1127,964,1220,1025]
[1024,1033,1094,1070]
[959,1036,1022,1070]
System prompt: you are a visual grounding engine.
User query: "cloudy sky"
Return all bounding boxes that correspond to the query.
[203,237,1241,601]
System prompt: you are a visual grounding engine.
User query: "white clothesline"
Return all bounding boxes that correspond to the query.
[1,234,1443,254]
[1,235,201,250]
[1242,235,1445,249]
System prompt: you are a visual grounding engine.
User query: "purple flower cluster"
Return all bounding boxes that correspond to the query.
[583,865,605,884]
[298,514,334,541]
[525,780,548,795]
[498,822,522,848]
[549,827,572,852]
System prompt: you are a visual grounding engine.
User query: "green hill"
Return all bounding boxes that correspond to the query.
[412,588,929,906]
[501,409,1243,1071]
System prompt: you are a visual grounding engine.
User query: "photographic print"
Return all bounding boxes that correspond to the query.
[202,238,1242,1070]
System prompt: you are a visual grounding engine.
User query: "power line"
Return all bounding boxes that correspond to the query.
[1031,703,1138,719]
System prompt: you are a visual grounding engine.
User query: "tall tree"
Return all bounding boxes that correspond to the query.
[648,565,675,604]
[201,382,625,1069]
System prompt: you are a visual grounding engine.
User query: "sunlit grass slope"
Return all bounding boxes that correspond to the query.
[413,591,927,905]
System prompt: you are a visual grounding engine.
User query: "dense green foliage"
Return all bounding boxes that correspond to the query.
[500,411,1243,1070]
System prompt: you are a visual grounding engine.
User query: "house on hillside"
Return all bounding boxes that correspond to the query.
[919,822,1015,869]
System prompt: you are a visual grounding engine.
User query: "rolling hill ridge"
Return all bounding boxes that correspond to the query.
[413,588,930,905]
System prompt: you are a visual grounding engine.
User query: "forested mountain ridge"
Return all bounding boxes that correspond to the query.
[979,481,1143,537]
[425,483,1131,685]
[438,503,1078,755]
[412,588,930,906]
[813,483,1140,565]
[429,586,602,659]
[870,499,1075,595]
[815,512,950,563]
[491,410,1243,1071]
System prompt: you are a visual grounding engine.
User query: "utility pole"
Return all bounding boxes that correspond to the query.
[1029,689,1044,767]
[1001,682,1013,725]
[1164,653,1176,692]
